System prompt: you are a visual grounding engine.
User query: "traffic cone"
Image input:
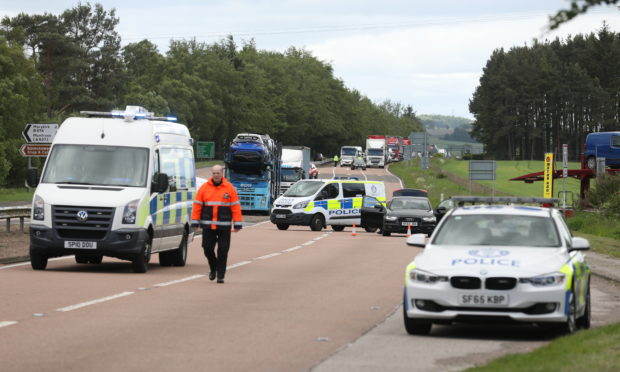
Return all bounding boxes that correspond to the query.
[351,224,357,236]
[406,224,411,237]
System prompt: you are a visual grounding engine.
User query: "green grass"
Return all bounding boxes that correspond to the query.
[195,159,224,169]
[465,322,620,372]
[0,188,34,203]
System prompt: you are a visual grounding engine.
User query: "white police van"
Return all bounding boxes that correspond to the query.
[270,179,386,231]
[27,106,196,273]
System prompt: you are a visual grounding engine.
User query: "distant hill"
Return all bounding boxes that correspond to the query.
[418,114,472,130]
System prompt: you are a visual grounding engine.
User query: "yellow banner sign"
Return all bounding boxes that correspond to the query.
[543,153,554,198]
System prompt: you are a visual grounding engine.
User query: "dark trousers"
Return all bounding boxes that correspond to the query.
[202,229,231,279]
[334,160,338,167]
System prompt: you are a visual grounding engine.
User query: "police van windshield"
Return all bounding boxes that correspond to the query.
[432,214,560,247]
[42,145,149,187]
[283,180,324,197]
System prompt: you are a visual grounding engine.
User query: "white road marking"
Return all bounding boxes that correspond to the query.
[0,256,72,270]
[227,260,252,269]
[153,274,206,287]
[0,321,18,328]
[301,240,316,246]
[361,168,368,181]
[283,245,302,252]
[385,164,404,189]
[56,291,134,312]
[256,253,281,260]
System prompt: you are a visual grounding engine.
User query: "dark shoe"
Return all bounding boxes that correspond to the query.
[209,272,216,281]
[217,278,224,284]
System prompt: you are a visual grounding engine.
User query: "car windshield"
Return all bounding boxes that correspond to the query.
[390,198,431,210]
[283,180,324,197]
[341,148,356,156]
[41,145,149,187]
[432,214,560,247]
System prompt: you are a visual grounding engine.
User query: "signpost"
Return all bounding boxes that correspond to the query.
[562,144,568,209]
[469,160,496,195]
[196,141,215,159]
[22,124,58,143]
[20,144,51,157]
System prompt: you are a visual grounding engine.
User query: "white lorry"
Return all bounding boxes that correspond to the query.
[365,137,386,168]
[26,106,196,273]
[280,146,311,194]
[340,146,362,166]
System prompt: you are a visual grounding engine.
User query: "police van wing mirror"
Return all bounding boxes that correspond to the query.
[26,168,39,188]
[153,173,169,193]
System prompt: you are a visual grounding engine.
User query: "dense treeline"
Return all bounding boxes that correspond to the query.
[0,2,422,187]
[469,25,620,161]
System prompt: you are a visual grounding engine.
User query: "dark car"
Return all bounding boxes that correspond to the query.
[392,188,428,197]
[361,196,437,236]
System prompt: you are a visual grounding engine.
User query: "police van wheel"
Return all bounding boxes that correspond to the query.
[365,226,378,233]
[310,214,324,231]
[30,251,48,270]
[132,236,152,273]
[403,306,431,335]
[576,280,591,329]
[276,224,290,230]
[170,229,188,267]
[331,225,345,232]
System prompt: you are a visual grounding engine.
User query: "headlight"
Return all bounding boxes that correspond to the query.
[519,272,565,286]
[422,216,436,222]
[409,269,448,284]
[122,199,140,224]
[33,195,45,221]
[293,201,308,209]
[385,215,397,221]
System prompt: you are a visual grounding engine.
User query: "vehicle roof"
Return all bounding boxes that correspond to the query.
[451,205,552,217]
[392,196,430,202]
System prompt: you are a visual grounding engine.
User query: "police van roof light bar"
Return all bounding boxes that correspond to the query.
[450,196,559,206]
[80,106,177,122]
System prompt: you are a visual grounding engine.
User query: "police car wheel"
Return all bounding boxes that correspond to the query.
[556,290,577,334]
[310,214,324,231]
[403,306,431,335]
[277,224,290,230]
[30,251,48,270]
[132,236,152,273]
[331,225,345,232]
[576,280,591,329]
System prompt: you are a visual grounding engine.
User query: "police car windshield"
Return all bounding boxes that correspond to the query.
[433,214,560,247]
[42,145,149,187]
[283,180,324,197]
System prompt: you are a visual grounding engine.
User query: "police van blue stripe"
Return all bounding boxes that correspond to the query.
[176,191,183,224]
[163,194,171,225]
[341,199,353,209]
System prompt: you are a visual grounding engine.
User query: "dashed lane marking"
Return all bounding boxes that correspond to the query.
[256,253,282,260]
[283,246,302,252]
[0,321,18,328]
[153,274,206,287]
[56,291,135,312]
[227,260,252,269]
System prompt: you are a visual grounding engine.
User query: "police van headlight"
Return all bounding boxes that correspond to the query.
[122,199,140,224]
[33,195,45,221]
[385,215,397,221]
[519,272,565,287]
[293,201,308,209]
[409,269,448,284]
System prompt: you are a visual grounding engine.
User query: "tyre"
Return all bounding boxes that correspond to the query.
[30,251,48,270]
[403,304,432,335]
[332,225,345,232]
[75,254,89,264]
[554,290,577,334]
[310,214,324,231]
[132,235,152,273]
[586,156,596,170]
[170,228,188,266]
[576,279,591,329]
[365,226,378,233]
[277,224,290,230]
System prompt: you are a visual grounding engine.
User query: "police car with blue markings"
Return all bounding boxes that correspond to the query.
[27,106,196,273]
[403,197,591,335]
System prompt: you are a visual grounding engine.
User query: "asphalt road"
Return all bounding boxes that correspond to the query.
[2,164,620,371]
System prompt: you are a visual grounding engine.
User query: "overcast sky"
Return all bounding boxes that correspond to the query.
[3,1,620,119]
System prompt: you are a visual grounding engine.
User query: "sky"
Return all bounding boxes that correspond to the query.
[2,1,620,119]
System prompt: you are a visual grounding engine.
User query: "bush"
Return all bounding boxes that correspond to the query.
[585,174,620,216]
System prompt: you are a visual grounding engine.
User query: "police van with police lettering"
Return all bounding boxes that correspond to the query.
[403,197,591,336]
[27,106,196,273]
[270,179,386,231]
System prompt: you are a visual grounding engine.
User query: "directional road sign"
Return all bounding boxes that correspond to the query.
[22,124,58,143]
[20,144,51,157]
[196,141,215,159]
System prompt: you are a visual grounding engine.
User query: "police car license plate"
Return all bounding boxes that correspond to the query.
[459,293,508,306]
[401,222,418,226]
[64,241,97,249]
[275,214,286,219]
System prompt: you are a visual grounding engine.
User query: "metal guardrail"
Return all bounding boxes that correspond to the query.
[0,205,31,232]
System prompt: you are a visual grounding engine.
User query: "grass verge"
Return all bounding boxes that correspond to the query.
[195,159,224,169]
[0,188,34,203]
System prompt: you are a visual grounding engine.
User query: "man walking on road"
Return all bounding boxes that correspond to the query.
[192,165,243,283]
[333,154,339,167]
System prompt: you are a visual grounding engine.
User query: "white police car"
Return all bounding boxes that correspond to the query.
[403,197,591,335]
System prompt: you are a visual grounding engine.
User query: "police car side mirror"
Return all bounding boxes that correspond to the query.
[26,168,39,188]
[153,173,169,193]
[570,236,590,251]
[406,234,427,248]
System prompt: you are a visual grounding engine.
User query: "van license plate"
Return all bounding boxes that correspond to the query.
[276,214,286,219]
[64,241,97,249]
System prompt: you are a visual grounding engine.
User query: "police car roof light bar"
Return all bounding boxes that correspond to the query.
[80,105,177,122]
[450,196,560,206]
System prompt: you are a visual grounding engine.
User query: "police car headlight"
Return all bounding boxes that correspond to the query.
[122,199,140,224]
[385,216,398,221]
[409,269,448,284]
[293,201,308,209]
[33,195,45,221]
[422,216,436,222]
[519,272,565,287]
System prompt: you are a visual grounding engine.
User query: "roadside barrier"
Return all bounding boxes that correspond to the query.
[0,206,31,232]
